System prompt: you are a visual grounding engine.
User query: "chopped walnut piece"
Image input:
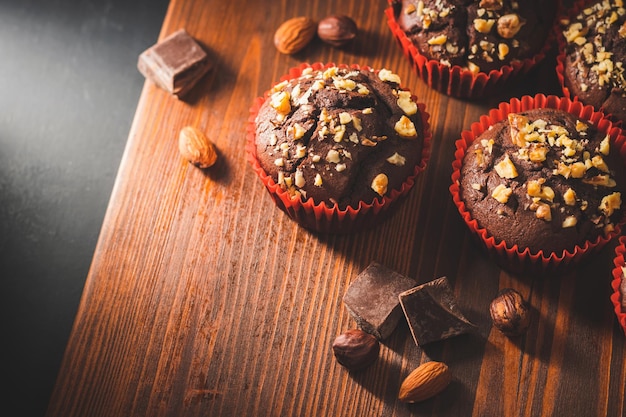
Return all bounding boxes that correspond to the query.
[333,125,346,142]
[386,152,406,166]
[528,144,548,162]
[497,14,525,39]
[570,162,587,178]
[592,155,609,172]
[495,154,518,179]
[371,173,388,196]
[562,216,578,228]
[270,91,291,115]
[475,148,485,167]
[291,123,306,140]
[394,115,418,138]
[352,115,362,131]
[378,68,401,84]
[361,137,377,146]
[397,91,418,115]
[474,18,496,34]
[599,134,610,155]
[508,113,529,147]
[584,175,616,187]
[326,149,340,163]
[334,78,357,91]
[339,112,352,125]
[564,188,577,206]
[498,43,509,60]
[599,192,622,216]
[492,184,512,203]
[534,202,552,221]
[294,170,305,188]
[427,34,448,45]
[479,0,503,10]
[527,179,555,202]
[322,66,339,80]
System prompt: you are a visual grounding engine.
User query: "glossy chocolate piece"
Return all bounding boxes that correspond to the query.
[399,276,475,346]
[137,29,210,98]
[343,262,416,340]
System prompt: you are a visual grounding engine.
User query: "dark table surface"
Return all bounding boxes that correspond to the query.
[0,1,169,415]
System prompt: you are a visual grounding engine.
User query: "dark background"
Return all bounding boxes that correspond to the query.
[0,1,169,415]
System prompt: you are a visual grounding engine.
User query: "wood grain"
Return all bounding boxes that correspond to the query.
[46,0,626,416]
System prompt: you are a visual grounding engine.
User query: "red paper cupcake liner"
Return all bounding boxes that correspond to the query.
[385,1,560,99]
[450,94,626,273]
[611,236,626,334]
[246,62,432,234]
[555,0,623,126]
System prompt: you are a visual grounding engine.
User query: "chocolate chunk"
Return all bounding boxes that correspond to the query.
[343,262,416,340]
[137,29,211,98]
[399,276,475,346]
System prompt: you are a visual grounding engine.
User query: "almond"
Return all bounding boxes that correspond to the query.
[274,17,317,54]
[398,361,452,403]
[178,126,217,168]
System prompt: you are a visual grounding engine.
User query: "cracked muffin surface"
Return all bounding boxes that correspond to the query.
[459,108,625,254]
[254,66,425,208]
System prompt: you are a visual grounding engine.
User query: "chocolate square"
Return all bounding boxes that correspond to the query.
[343,262,416,340]
[137,29,211,98]
[399,276,476,346]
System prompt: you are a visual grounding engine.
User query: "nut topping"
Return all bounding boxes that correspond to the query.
[317,15,358,47]
[479,0,503,10]
[489,288,530,337]
[497,14,525,39]
[178,126,218,168]
[371,173,389,196]
[394,115,418,138]
[332,329,379,371]
[274,17,317,54]
[398,361,452,403]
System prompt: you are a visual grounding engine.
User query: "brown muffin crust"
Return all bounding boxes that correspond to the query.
[393,0,557,73]
[460,108,624,254]
[254,66,425,208]
[562,0,626,122]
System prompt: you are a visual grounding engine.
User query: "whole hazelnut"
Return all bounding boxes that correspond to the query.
[317,15,357,47]
[332,329,379,371]
[489,288,530,337]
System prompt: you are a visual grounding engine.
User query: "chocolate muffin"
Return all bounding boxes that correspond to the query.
[561,0,626,122]
[459,107,625,255]
[253,66,426,209]
[392,0,557,74]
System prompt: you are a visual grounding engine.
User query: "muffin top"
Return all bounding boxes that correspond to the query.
[561,0,626,121]
[393,0,557,73]
[254,66,425,208]
[460,107,624,254]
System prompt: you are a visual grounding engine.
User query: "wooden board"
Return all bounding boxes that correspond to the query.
[46,0,626,416]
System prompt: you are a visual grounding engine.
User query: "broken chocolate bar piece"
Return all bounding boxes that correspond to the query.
[343,262,416,340]
[137,29,211,98]
[399,276,475,346]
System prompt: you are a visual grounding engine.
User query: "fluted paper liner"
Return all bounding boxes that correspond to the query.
[611,236,626,334]
[450,94,626,273]
[246,62,432,234]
